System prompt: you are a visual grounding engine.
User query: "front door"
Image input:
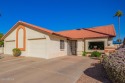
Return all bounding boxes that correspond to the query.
[70,40,77,55]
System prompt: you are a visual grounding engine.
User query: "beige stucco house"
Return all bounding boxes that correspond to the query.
[1,21,116,59]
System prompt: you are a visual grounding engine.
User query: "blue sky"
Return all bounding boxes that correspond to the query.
[0,0,124,40]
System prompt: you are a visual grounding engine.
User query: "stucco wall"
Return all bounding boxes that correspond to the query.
[77,39,84,56]
[47,35,68,59]
[18,28,24,48]
[4,25,68,59]
[67,40,72,55]
[4,29,16,54]
[4,26,50,58]
[5,29,16,41]
[0,47,4,53]
[108,38,113,46]
[26,27,50,58]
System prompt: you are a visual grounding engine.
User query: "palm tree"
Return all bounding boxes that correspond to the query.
[114,10,123,42]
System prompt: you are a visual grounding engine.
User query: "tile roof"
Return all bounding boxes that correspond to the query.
[1,21,69,40]
[2,21,116,40]
[57,25,116,39]
[18,21,69,38]
[19,21,54,34]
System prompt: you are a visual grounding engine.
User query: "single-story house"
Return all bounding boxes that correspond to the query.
[1,21,116,59]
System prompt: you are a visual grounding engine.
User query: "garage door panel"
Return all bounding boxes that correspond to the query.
[28,39,46,58]
[5,41,15,55]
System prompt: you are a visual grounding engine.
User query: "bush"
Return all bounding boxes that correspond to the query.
[0,41,4,47]
[0,56,4,59]
[0,56,1,59]
[12,48,21,57]
[102,48,125,83]
[91,51,101,57]
[82,51,87,56]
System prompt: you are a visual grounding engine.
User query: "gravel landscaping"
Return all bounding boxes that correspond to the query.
[77,60,112,83]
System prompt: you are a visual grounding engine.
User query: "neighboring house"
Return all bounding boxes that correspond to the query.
[1,21,116,59]
[113,41,122,44]
[113,41,122,48]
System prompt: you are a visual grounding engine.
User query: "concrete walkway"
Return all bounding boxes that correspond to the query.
[0,55,95,83]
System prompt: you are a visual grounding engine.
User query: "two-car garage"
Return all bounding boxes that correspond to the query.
[4,39,47,58]
[3,22,48,59]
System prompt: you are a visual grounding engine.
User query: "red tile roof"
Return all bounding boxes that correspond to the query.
[1,21,116,40]
[57,25,116,39]
[19,21,69,38]
[19,21,54,34]
[1,21,69,40]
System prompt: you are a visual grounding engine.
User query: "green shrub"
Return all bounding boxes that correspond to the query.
[0,41,4,47]
[91,51,101,57]
[0,56,4,59]
[12,48,21,57]
[0,56,2,59]
[82,51,87,56]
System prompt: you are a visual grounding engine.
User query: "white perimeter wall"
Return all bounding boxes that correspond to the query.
[0,47,4,53]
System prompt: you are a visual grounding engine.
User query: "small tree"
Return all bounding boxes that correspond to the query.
[0,33,4,47]
[0,33,3,38]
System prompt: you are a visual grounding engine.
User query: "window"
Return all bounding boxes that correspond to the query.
[60,40,65,49]
[88,41,104,50]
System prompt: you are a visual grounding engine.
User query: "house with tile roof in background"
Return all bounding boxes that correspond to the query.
[1,21,116,59]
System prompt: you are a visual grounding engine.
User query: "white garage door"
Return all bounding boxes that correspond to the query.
[28,39,46,58]
[5,41,15,55]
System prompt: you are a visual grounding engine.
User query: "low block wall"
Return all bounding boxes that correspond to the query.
[0,47,4,54]
[104,46,116,55]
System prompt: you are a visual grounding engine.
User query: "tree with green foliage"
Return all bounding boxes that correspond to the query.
[0,33,3,38]
[114,10,123,42]
[0,33,4,47]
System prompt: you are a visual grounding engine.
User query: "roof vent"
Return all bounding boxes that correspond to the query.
[76,28,81,30]
[82,28,85,29]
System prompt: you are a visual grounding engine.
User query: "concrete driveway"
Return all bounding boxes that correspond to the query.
[0,55,95,83]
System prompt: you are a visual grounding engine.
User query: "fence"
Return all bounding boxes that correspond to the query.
[0,47,4,54]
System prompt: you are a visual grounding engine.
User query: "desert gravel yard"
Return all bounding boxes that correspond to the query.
[0,55,110,83]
